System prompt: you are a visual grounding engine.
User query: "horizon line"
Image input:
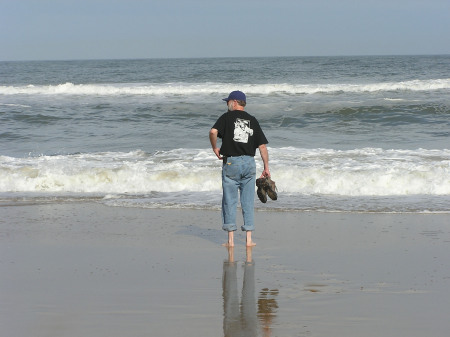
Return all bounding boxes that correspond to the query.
[1,53,449,63]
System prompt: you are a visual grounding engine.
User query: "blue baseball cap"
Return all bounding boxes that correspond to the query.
[222,90,246,102]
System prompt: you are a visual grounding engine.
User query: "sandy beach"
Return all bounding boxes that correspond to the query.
[1,202,450,337]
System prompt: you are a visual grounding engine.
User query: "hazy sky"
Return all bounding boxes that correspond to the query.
[1,0,449,61]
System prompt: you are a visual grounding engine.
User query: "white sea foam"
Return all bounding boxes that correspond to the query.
[1,79,449,96]
[0,103,32,108]
[1,148,449,198]
[273,147,450,196]
[0,150,219,194]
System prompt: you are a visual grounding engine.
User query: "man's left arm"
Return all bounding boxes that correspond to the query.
[258,144,270,178]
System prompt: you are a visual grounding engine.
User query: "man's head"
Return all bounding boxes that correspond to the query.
[223,91,246,109]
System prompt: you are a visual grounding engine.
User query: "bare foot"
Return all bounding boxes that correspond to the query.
[222,231,234,247]
[246,231,256,247]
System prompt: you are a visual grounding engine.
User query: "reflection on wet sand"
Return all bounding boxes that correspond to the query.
[258,288,279,337]
[222,247,278,337]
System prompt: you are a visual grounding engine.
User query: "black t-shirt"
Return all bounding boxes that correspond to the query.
[212,110,268,157]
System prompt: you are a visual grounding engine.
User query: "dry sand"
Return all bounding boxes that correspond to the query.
[1,202,450,336]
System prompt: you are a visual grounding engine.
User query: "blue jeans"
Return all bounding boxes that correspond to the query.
[221,156,256,232]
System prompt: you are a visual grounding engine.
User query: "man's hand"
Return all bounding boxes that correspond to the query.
[213,147,223,160]
[260,168,270,178]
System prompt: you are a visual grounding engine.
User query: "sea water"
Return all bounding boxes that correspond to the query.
[1,56,449,212]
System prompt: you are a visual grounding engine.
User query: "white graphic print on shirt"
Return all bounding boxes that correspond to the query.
[233,118,253,143]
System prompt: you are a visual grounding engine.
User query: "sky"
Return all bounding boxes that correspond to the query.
[1,0,449,61]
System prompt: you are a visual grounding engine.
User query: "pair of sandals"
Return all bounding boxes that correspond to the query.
[256,176,278,203]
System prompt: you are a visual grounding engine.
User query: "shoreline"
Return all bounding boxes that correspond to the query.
[2,202,450,336]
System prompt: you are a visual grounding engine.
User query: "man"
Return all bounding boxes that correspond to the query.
[209,91,270,247]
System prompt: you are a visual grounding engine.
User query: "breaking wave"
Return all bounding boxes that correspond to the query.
[1,147,449,196]
[1,79,449,97]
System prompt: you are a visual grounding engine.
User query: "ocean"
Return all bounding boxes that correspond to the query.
[1,55,449,213]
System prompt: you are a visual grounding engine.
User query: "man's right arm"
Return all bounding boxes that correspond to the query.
[209,128,223,160]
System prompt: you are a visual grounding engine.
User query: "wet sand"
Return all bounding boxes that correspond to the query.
[1,202,450,337]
